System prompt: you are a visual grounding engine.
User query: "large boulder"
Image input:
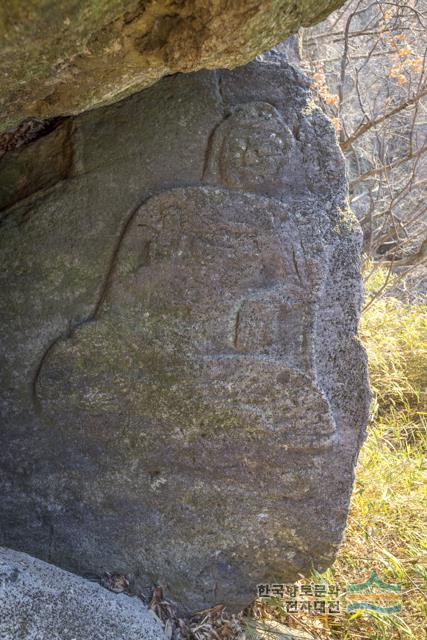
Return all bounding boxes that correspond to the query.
[0,59,370,613]
[0,0,346,133]
[0,546,166,640]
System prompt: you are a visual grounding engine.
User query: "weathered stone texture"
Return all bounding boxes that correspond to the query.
[0,60,370,612]
[0,546,167,640]
[0,0,346,133]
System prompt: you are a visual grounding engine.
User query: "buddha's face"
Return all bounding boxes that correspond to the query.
[211,102,295,195]
[223,127,287,185]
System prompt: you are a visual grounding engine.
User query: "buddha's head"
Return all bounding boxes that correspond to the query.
[205,102,295,197]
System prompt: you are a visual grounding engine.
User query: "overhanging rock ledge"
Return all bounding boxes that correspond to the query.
[0,0,346,133]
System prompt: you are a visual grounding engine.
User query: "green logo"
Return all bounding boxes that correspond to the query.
[347,571,402,614]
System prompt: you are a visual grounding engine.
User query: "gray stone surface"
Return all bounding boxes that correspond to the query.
[0,546,166,640]
[0,60,370,613]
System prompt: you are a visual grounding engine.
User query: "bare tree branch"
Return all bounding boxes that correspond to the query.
[341,87,427,151]
[349,142,427,187]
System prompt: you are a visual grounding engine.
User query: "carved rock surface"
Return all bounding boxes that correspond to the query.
[0,546,167,640]
[0,0,346,133]
[0,61,370,612]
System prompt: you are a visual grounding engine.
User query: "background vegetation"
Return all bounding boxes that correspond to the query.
[300,0,427,299]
